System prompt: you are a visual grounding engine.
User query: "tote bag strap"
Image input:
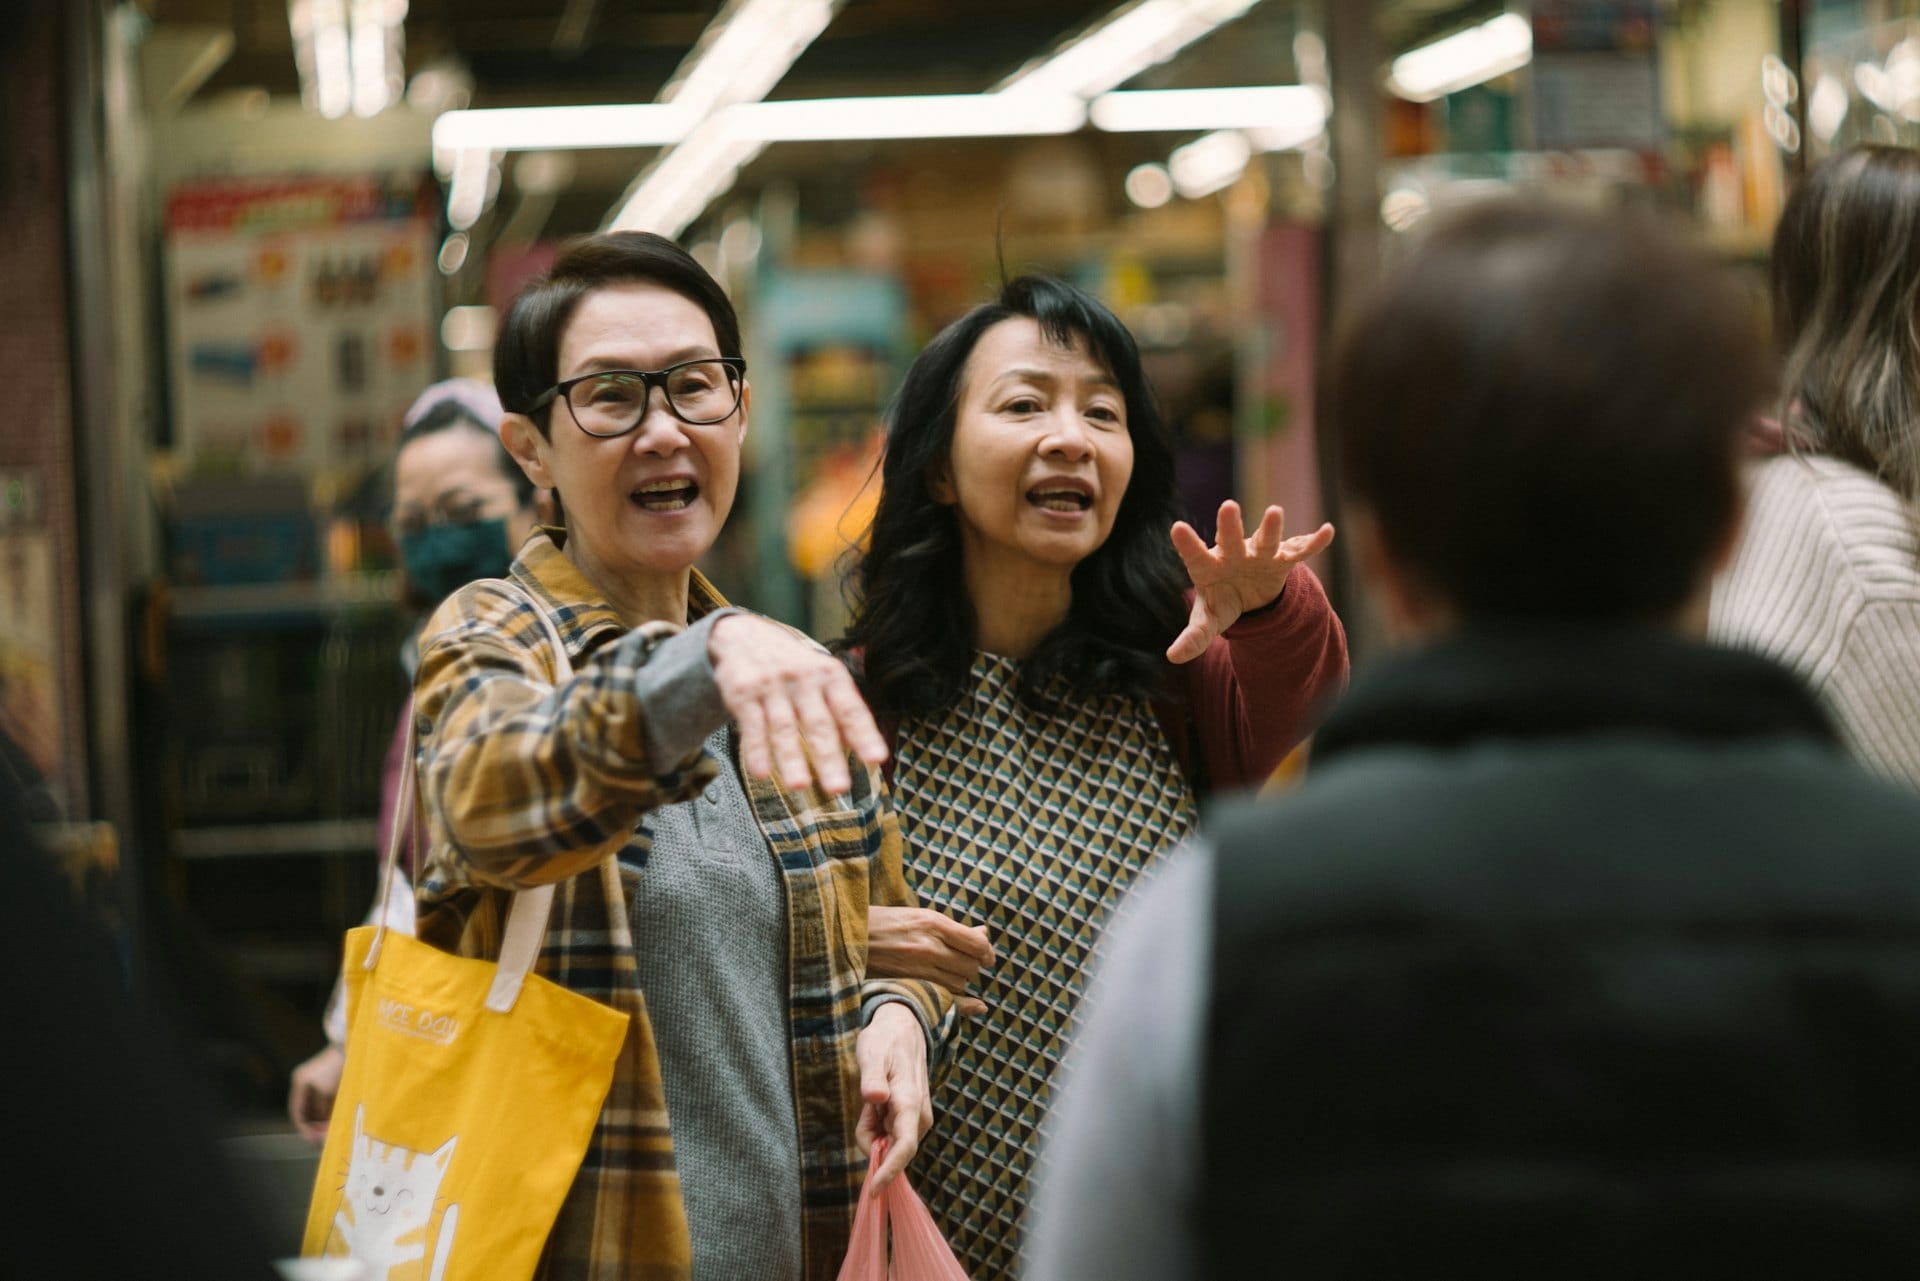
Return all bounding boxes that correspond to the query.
[366,578,577,1016]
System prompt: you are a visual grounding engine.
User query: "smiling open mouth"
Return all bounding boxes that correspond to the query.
[1028,487,1092,512]
[633,479,700,512]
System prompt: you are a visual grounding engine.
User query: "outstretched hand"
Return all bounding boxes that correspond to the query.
[709,614,888,798]
[1166,501,1335,665]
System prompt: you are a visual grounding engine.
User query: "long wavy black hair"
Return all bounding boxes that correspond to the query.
[842,275,1188,723]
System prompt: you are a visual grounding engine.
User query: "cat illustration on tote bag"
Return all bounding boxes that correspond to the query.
[324,1105,461,1281]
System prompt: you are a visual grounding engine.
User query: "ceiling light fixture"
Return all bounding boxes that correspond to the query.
[446,148,495,231]
[1090,85,1326,134]
[663,0,836,119]
[434,104,694,152]
[290,0,406,118]
[606,90,1089,235]
[1387,12,1532,103]
[442,83,1331,155]
[1125,161,1174,207]
[610,122,766,238]
[1000,0,1262,99]
[349,0,407,117]
[609,0,841,234]
[729,92,1085,142]
[289,0,352,118]
[1169,128,1253,197]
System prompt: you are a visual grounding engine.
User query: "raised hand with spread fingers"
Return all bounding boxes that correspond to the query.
[1166,500,1336,665]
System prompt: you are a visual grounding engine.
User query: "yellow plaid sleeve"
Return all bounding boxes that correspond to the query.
[413,580,718,891]
[857,765,959,1057]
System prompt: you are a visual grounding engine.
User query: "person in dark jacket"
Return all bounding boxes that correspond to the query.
[2,768,277,1278]
[1028,201,1920,1280]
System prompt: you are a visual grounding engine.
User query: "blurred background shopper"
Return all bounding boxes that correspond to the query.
[4,761,277,1279]
[412,231,949,1281]
[1032,201,1920,1279]
[285,378,543,1143]
[842,274,1346,1278]
[1711,142,1920,787]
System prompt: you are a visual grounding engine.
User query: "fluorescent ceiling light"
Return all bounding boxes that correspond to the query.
[1001,0,1262,99]
[1125,161,1174,207]
[290,0,404,118]
[607,90,1084,232]
[349,0,404,119]
[605,0,842,236]
[1090,85,1326,133]
[446,148,494,231]
[441,306,496,352]
[1388,12,1532,102]
[434,104,694,152]
[442,84,1325,155]
[729,92,1084,142]
[609,122,766,236]
[663,0,836,119]
[1169,128,1252,197]
[289,0,352,119]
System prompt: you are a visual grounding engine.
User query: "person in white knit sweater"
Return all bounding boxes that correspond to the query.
[1711,143,1920,786]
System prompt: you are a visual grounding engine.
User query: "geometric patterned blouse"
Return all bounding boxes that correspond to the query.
[891,652,1199,1280]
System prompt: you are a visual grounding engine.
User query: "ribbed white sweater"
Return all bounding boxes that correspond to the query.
[1710,453,1920,788]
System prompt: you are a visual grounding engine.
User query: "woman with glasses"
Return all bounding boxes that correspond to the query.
[409,231,951,1281]
[286,377,544,1144]
[840,275,1349,1279]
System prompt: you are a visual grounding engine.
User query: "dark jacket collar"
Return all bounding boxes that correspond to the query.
[1314,623,1839,765]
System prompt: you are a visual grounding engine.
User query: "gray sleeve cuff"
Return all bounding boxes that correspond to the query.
[629,608,742,765]
[863,992,911,1026]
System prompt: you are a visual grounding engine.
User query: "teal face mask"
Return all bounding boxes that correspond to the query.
[400,518,513,605]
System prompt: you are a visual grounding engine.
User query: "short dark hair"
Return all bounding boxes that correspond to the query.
[398,398,536,509]
[1771,144,1920,505]
[841,275,1188,722]
[1329,201,1767,623]
[493,231,742,438]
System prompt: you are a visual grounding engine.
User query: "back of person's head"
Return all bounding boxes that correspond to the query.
[1329,200,1768,625]
[1772,143,1920,502]
[492,231,742,437]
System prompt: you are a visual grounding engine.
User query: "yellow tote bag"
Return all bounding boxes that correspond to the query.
[302,589,629,1281]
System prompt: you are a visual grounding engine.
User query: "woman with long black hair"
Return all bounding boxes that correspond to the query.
[841,275,1348,1278]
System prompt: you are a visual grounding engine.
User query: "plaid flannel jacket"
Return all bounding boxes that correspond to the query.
[410,531,954,1281]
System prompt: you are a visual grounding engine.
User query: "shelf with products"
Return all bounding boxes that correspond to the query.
[741,268,909,633]
[171,817,382,860]
[166,574,399,626]
[143,564,409,1114]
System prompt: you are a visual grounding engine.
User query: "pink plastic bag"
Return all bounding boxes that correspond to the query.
[838,1140,971,1281]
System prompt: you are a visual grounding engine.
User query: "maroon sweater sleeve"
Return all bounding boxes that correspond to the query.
[1166,564,1348,792]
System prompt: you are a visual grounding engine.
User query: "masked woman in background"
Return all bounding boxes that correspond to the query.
[841,275,1349,1278]
[286,377,545,1142]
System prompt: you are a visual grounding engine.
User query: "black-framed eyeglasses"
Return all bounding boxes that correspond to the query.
[531,357,747,437]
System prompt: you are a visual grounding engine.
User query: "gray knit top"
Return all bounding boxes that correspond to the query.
[627,728,802,1281]
[1711,452,1920,787]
